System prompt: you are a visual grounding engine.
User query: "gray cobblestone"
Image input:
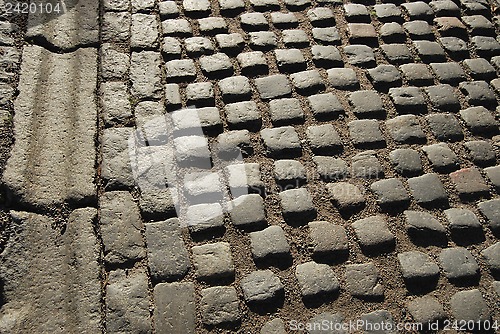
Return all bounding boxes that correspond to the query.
[389,148,423,176]
[159,1,179,19]
[386,115,426,144]
[229,194,267,230]
[404,210,447,244]
[131,51,162,99]
[327,182,365,212]
[162,19,192,37]
[407,296,446,328]
[192,242,235,281]
[200,53,233,77]
[389,86,426,114]
[100,81,132,126]
[201,287,240,325]
[279,188,316,224]
[131,14,159,49]
[308,93,344,120]
[422,143,459,172]
[225,162,265,196]
[274,160,307,187]
[349,90,385,118]
[431,62,467,84]
[186,203,225,234]
[450,290,491,324]
[460,81,497,107]
[241,270,284,303]
[249,32,278,50]
[103,12,130,42]
[398,251,440,282]
[250,226,291,262]
[348,119,385,148]
[345,263,384,299]
[352,215,395,253]
[216,33,245,53]
[459,106,498,135]
[153,282,196,334]
[482,242,500,275]
[100,44,129,80]
[269,98,304,125]
[370,178,410,208]
[185,37,214,56]
[440,247,479,281]
[102,127,135,189]
[425,113,464,141]
[344,45,376,67]
[255,74,292,100]
[237,51,268,76]
[261,126,301,158]
[380,44,413,65]
[351,151,384,179]
[450,167,490,199]
[314,156,349,181]
[399,63,434,86]
[308,221,349,260]
[478,198,500,234]
[312,27,341,44]
[424,84,461,111]
[225,101,261,130]
[327,68,359,90]
[306,124,342,155]
[296,262,340,298]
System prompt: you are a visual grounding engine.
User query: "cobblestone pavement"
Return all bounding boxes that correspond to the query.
[1,0,500,333]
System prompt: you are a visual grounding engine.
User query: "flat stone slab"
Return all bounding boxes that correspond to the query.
[153,282,196,334]
[26,0,99,50]
[0,209,101,333]
[3,45,97,208]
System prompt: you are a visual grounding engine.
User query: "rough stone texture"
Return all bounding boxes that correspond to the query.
[389,149,423,176]
[229,194,267,229]
[450,290,491,323]
[404,210,447,243]
[398,251,440,282]
[407,296,447,326]
[100,191,145,264]
[295,261,340,298]
[370,178,410,207]
[279,188,317,224]
[249,226,290,261]
[153,282,196,334]
[0,209,101,333]
[240,270,284,303]
[192,242,235,280]
[200,287,240,325]
[106,268,151,333]
[327,182,365,211]
[145,218,190,281]
[478,199,500,233]
[352,215,395,253]
[439,247,480,280]
[450,167,490,198]
[261,126,301,158]
[186,203,225,234]
[407,173,448,205]
[27,0,99,50]
[308,221,349,259]
[345,263,384,299]
[3,46,97,208]
[131,51,162,99]
[261,318,286,334]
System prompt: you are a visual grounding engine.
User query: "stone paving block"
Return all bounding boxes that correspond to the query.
[459,106,498,135]
[192,242,235,281]
[459,81,497,107]
[131,14,159,49]
[250,0,280,11]
[413,41,446,62]
[450,167,490,199]
[226,163,265,196]
[374,4,402,23]
[348,119,385,148]
[184,171,223,201]
[471,36,500,57]
[153,282,196,334]
[408,173,448,206]
[314,156,349,181]
[380,44,413,65]
[100,81,132,126]
[424,84,461,111]
[308,221,349,260]
[327,68,359,90]
[370,178,410,208]
[422,143,459,172]
[100,192,145,264]
[261,319,286,334]
[255,74,292,100]
[444,208,483,241]
[306,124,342,155]
[403,20,434,40]
[307,7,335,27]
[463,58,496,80]
[439,247,479,281]
[225,101,261,130]
[389,148,424,176]
[311,45,343,68]
[183,0,211,16]
[165,59,196,82]
[241,270,284,304]
[290,70,324,94]
[327,182,365,212]
[261,126,301,158]
[161,37,182,59]
[345,263,384,299]
[3,46,97,207]
[185,37,214,56]
[344,3,370,23]
[312,27,341,44]
[368,64,402,90]
[199,17,228,35]
[274,160,307,188]
[478,199,500,233]
[173,135,211,167]
[159,1,180,19]
[439,36,469,57]
[102,127,135,189]
[101,44,129,79]
[219,0,245,13]
[359,310,397,334]
[282,29,309,48]
[349,90,385,119]
[103,12,130,43]
[402,1,434,20]
[103,0,129,11]
[275,48,306,73]
[296,262,340,298]
[249,32,278,50]
[241,12,268,31]
[0,209,101,333]
[434,16,467,36]
[429,58,467,85]
[352,215,395,253]
[398,251,440,282]
[351,151,384,179]
[430,0,460,17]
[386,115,426,144]
[162,19,192,37]
[399,63,433,86]
[201,287,240,325]
[462,15,495,35]
[171,107,222,134]
[484,165,500,190]
[307,313,344,334]
[186,82,214,105]
[348,23,377,45]
[237,51,268,76]
[200,53,233,78]
[389,86,427,114]
[464,140,496,166]
[186,203,225,234]
[106,268,151,333]
[140,188,177,221]
[482,242,500,276]
[407,296,447,327]
[131,51,162,99]
[284,0,311,10]
[131,0,154,12]
[308,93,344,120]
[229,194,267,230]
[269,98,304,126]
[145,218,190,281]
[450,290,491,325]
[216,33,245,53]
[249,226,291,261]
[344,45,376,67]
[380,23,406,43]
[425,113,464,141]
[219,76,252,102]
[164,83,181,110]
[279,188,316,224]
[404,210,447,245]
[271,12,299,28]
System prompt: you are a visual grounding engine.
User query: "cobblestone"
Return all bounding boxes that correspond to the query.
[370,178,410,208]
[225,101,262,130]
[422,143,459,172]
[424,84,461,111]
[460,80,497,107]
[269,98,304,125]
[352,215,395,253]
[351,151,384,179]
[459,106,498,135]
[229,194,267,230]
[327,182,365,212]
[450,167,490,199]
[345,263,384,299]
[153,282,196,334]
[249,226,291,262]
[201,287,240,325]
[398,251,440,283]
[308,221,349,260]
[279,188,316,224]
[389,86,427,114]
[241,270,284,304]
[261,126,301,158]
[306,124,342,155]
[404,210,447,243]
[296,262,340,298]
[407,296,446,327]
[192,242,235,281]
[450,290,491,324]
[425,113,464,141]
[255,74,292,100]
[386,115,426,144]
[308,92,344,120]
[440,247,480,281]
[389,148,424,176]
[327,68,359,90]
[399,63,434,86]
[348,119,385,148]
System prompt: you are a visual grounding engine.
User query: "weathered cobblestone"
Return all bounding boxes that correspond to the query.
[192,242,235,281]
[250,226,291,262]
[201,287,240,325]
[296,262,340,298]
[153,282,196,334]
[279,188,316,224]
[241,270,284,304]
[345,263,384,299]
